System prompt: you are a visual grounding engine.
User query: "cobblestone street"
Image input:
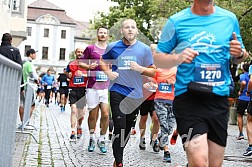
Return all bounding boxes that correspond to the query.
[13,102,252,167]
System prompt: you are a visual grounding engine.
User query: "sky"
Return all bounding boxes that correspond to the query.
[27,0,117,22]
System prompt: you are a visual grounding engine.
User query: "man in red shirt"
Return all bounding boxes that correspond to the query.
[66,47,87,140]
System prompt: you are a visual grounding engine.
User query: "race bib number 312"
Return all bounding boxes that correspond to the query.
[118,56,137,70]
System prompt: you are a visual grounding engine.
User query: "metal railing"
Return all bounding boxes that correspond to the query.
[16,78,38,143]
[0,54,22,167]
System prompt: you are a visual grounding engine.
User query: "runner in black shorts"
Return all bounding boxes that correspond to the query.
[138,79,160,152]
[67,47,87,140]
[58,68,69,112]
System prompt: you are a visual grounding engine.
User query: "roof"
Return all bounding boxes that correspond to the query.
[28,0,64,11]
[27,0,76,25]
[74,21,90,37]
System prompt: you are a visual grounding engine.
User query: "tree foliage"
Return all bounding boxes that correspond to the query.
[91,0,252,52]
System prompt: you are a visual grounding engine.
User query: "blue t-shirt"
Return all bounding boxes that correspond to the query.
[41,74,55,86]
[102,40,153,99]
[238,72,250,101]
[157,6,245,96]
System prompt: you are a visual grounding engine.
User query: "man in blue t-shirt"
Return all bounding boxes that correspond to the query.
[244,64,252,156]
[41,69,55,107]
[236,63,250,140]
[154,0,248,166]
[100,19,156,167]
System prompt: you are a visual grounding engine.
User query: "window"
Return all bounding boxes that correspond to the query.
[27,27,32,36]
[24,45,31,56]
[59,48,66,60]
[13,0,21,12]
[61,30,66,39]
[42,47,48,59]
[44,28,49,37]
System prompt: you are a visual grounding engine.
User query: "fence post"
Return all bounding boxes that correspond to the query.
[0,54,22,167]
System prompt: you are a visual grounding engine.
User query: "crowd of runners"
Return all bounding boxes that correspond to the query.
[2,0,252,167]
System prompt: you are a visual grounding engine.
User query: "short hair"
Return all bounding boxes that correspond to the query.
[243,63,250,72]
[47,69,51,72]
[26,49,37,57]
[97,26,108,34]
[121,19,136,28]
[1,33,12,42]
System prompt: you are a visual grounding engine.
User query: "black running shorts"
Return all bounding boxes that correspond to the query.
[69,87,86,109]
[236,99,249,115]
[174,92,229,147]
[140,100,155,117]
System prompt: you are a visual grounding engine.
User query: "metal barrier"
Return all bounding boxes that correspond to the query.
[15,78,38,143]
[0,54,22,167]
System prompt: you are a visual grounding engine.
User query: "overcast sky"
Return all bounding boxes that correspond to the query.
[27,0,117,22]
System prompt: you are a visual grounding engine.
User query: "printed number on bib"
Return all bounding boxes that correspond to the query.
[74,76,84,84]
[118,56,137,70]
[47,85,52,89]
[96,71,108,82]
[158,83,172,93]
[194,63,224,86]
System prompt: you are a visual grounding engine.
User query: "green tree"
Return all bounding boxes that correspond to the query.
[91,0,252,52]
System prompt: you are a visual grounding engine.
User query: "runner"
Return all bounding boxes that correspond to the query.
[41,69,55,108]
[57,68,69,112]
[153,67,177,163]
[67,47,87,140]
[79,26,110,153]
[100,19,156,167]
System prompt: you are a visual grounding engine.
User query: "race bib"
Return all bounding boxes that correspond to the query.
[74,76,84,84]
[118,56,137,70]
[158,83,172,93]
[194,63,224,86]
[47,85,52,89]
[95,71,108,82]
[61,82,67,87]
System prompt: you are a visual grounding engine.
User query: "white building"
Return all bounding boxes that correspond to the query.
[18,0,90,75]
[0,0,28,47]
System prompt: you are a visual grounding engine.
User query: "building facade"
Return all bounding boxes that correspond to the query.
[18,0,90,75]
[0,0,27,47]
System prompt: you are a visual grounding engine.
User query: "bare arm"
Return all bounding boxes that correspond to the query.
[247,75,252,95]
[100,57,119,80]
[153,48,199,69]
[130,62,156,77]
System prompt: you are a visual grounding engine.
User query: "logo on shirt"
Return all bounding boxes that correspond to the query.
[189,31,223,54]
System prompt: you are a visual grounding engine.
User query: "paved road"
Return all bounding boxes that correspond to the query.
[13,101,252,167]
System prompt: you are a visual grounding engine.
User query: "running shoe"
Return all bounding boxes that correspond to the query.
[152,139,160,153]
[88,138,95,152]
[70,131,76,140]
[139,138,146,150]
[237,133,244,140]
[97,139,107,154]
[243,146,252,156]
[113,161,123,167]
[77,128,82,139]
[163,151,171,163]
[170,130,178,145]
[117,163,123,167]
[131,128,136,135]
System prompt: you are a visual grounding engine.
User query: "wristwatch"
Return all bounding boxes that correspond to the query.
[236,50,244,59]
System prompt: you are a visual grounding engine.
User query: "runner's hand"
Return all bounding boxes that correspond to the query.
[130,61,144,73]
[230,32,242,58]
[107,71,119,80]
[178,48,199,64]
[89,61,98,69]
